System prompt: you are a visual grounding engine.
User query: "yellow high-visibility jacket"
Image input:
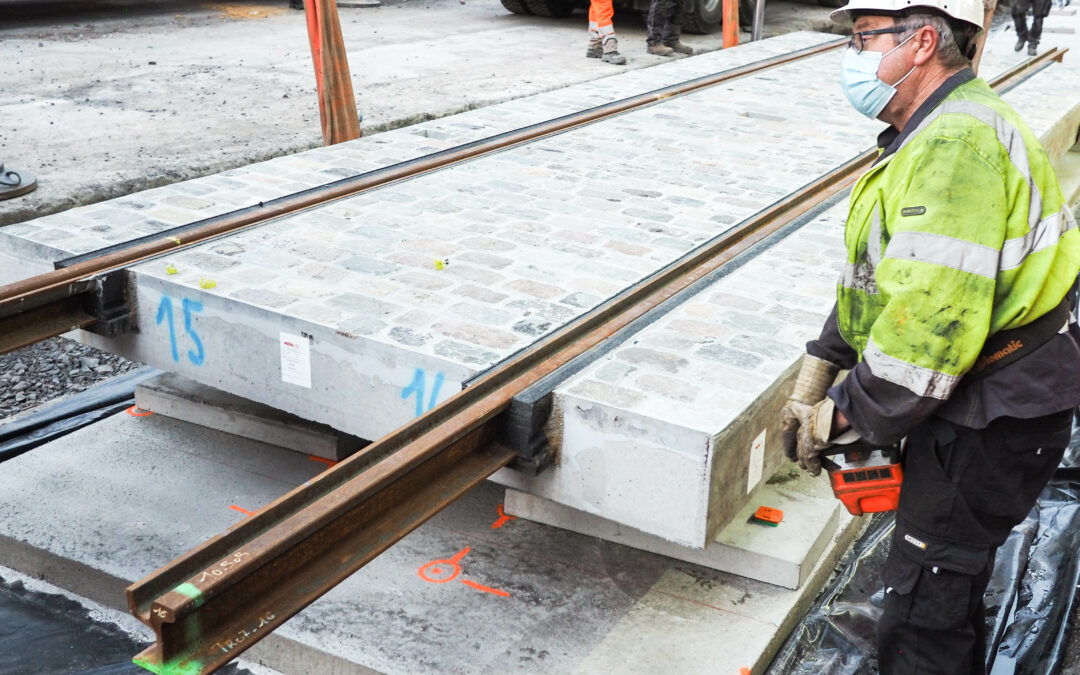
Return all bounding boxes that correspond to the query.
[809,70,1080,444]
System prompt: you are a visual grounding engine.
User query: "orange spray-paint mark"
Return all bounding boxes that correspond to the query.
[418,547,470,583]
[126,405,152,417]
[308,455,338,468]
[229,505,255,517]
[461,579,510,597]
[740,668,752,675]
[491,503,517,529]
[417,547,510,597]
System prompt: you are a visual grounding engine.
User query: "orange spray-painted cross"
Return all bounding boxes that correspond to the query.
[491,503,517,529]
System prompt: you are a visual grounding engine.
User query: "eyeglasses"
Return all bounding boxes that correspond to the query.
[848,27,910,54]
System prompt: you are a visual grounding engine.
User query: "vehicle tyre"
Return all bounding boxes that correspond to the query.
[524,0,574,16]
[680,0,722,34]
[501,0,533,15]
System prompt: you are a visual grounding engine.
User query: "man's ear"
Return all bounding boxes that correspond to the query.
[912,25,939,66]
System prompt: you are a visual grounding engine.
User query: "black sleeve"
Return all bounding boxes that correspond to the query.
[829,363,945,446]
[806,303,859,369]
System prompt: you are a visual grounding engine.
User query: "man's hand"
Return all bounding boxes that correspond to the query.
[780,401,814,462]
[780,355,840,466]
[795,397,838,476]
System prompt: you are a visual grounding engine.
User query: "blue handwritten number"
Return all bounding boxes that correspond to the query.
[401,368,445,417]
[182,298,205,366]
[156,296,178,362]
[155,295,205,366]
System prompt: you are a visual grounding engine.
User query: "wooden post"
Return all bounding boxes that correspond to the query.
[723,0,739,48]
[970,0,1000,74]
[303,0,361,145]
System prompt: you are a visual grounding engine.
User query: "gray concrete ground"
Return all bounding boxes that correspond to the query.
[0,0,837,227]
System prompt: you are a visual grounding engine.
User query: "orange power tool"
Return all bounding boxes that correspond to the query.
[820,442,903,516]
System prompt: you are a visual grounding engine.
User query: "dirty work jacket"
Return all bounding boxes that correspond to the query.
[807,68,1080,446]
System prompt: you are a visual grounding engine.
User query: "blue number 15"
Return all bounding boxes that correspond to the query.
[156,295,205,366]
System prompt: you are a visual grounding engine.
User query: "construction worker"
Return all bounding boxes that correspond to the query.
[779,0,1080,670]
[646,0,694,56]
[1012,0,1053,56]
[586,0,627,65]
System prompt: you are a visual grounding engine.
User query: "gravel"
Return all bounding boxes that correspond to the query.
[0,338,142,424]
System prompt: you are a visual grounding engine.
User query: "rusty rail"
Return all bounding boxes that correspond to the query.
[0,37,847,357]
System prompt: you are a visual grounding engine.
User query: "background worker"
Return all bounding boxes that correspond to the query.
[1012,0,1053,56]
[646,0,694,56]
[779,0,1080,670]
[586,0,627,65]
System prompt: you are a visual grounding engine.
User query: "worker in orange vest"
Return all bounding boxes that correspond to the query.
[586,0,627,65]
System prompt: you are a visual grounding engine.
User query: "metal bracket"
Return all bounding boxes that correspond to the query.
[83,271,133,338]
[497,389,555,476]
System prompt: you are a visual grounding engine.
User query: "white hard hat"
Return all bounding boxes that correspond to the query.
[830,0,984,30]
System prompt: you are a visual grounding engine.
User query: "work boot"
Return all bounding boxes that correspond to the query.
[586,34,603,59]
[1028,41,1038,55]
[665,40,694,55]
[1014,37,1026,51]
[602,37,627,65]
[647,43,675,56]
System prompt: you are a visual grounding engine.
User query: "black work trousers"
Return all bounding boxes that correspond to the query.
[877,409,1072,674]
[1013,0,1053,44]
[646,0,681,46]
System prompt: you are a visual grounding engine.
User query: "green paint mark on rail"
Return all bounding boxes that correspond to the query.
[132,655,205,675]
[173,582,205,608]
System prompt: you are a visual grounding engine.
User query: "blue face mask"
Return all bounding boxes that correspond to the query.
[840,33,918,119]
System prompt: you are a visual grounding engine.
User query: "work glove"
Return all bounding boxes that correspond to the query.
[796,396,838,476]
[780,355,840,465]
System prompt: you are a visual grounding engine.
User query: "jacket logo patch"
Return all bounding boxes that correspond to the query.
[904,534,928,550]
[901,206,927,217]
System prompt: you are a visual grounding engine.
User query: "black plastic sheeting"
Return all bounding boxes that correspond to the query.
[0,367,161,464]
[0,570,252,674]
[768,423,1080,675]
[0,368,258,673]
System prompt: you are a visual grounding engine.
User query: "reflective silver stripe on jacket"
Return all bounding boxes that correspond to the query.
[1000,205,1079,271]
[884,230,999,278]
[864,337,960,399]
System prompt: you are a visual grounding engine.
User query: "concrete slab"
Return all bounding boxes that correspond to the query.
[505,463,842,589]
[134,372,367,460]
[0,408,864,674]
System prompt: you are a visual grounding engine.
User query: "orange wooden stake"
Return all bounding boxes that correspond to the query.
[722,0,739,49]
[302,0,361,145]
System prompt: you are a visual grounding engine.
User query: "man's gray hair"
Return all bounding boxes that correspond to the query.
[892,12,975,68]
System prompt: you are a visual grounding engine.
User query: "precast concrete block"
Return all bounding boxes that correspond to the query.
[83,274,472,442]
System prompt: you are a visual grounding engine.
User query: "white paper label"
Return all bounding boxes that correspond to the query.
[747,428,766,494]
[279,332,312,388]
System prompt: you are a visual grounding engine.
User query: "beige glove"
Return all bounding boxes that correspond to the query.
[796,397,837,476]
[780,355,840,464]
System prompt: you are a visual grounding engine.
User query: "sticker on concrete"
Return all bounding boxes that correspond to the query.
[747,429,766,494]
[279,332,312,388]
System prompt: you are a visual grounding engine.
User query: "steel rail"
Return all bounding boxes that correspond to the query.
[123,54,1066,674]
[0,38,847,357]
